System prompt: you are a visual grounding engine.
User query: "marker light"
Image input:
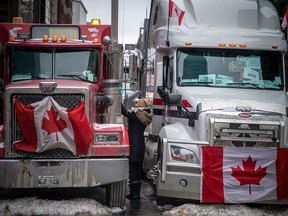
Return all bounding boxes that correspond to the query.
[60,35,66,42]
[9,36,15,42]
[185,42,192,46]
[52,35,58,42]
[239,44,247,48]
[13,17,23,24]
[43,35,49,42]
[93,38,99,43]
[91,19,101,25]
[219,43,226,47]
[272,46,278,49]
[229,43,236,47]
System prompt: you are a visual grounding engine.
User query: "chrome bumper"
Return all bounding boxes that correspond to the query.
[157,165,201,200]
[0,158,128,188]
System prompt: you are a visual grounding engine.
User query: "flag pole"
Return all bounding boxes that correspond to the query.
[166,0,171,47]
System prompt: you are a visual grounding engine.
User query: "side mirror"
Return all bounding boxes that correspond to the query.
[157,86,181,105]
[167,93,181,105]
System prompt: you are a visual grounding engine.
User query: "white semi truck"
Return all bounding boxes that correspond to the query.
[135,0,288,205]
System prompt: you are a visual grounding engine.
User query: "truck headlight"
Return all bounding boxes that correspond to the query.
[170,145,199,164]
[94,133,119,144]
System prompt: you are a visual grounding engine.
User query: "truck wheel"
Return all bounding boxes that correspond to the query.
[106,180,127,208]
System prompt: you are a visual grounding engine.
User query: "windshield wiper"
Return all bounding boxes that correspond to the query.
[58,74,89,82]
[227,82,262,89]
[181,81,213,86]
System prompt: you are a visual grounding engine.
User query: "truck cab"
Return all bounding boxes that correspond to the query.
[0,20,129,208]
[140,0,288,205]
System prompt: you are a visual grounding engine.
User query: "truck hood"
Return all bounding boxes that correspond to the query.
[177,87,288,115]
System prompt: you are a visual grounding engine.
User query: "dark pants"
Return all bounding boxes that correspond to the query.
[129,161,142,183]
[127,161,142,198]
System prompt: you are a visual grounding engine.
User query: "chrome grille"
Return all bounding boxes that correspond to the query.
[11,94,84,158]
[16,148,77,158]
[16,94,82,108]
[207,113,283,148]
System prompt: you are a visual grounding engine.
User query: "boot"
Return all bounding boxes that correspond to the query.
[135,182,141,197]
[126,182,141,200]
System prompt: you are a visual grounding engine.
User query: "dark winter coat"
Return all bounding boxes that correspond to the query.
[121,104,152,163]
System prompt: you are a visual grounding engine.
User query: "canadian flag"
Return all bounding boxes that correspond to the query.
[14,96,93,155]
[201,146,288,203]
[281,7,288,31]
[169,0,185,25]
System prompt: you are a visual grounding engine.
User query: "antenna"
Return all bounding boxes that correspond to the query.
[166,0,171,47]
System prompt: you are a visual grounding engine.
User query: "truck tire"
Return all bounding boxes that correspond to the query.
[106,180,127,208]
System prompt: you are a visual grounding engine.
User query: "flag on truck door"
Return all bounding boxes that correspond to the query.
[201,146,288,203]
[169,0,185,25]
[14,96,93,155]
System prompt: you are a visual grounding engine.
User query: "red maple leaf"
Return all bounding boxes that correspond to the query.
[231,155,267,194]
[42,106,67,141]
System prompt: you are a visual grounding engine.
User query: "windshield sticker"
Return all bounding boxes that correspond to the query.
[245,57,261,69]
[243,67,260,80]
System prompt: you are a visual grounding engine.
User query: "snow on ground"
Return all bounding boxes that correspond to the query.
[0,197,114,216]
[162,203,288,216]
[1,197,288,216]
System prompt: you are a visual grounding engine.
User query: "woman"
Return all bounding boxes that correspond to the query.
[121,98,153,200]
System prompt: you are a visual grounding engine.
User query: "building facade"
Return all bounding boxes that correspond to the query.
[0,0,87,24]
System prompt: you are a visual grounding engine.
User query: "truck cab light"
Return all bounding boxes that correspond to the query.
[91,19,101,25]
[229,43,236,47]
[93,38,99,43]
[13,17,23,24]
[185,42,192,46]
[60,35,66,42]
[9,36,15,42]
[272,46,278,49]
[52,35,58,42]
[239,44,247,48]
[43,35,49,42]
[219,43,226,47]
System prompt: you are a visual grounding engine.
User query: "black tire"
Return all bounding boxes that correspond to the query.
[106,180,127,208]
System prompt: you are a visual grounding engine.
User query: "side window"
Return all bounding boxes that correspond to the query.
[166,57,173,92]
[163,56,173,92]
[153,5,159,25]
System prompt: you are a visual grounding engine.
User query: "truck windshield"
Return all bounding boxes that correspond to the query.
[9,47,99,82]
[177,48,283,90]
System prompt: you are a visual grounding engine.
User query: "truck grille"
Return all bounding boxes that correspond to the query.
[11,94,84,158]
[207,113,283,148]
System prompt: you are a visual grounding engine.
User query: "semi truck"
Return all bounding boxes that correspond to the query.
[0,18,129,208]
[135,0,288,205]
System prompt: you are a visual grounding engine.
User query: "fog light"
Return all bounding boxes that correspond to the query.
[179,179,187,187]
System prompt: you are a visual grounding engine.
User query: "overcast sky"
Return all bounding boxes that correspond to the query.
[82,0,151,45]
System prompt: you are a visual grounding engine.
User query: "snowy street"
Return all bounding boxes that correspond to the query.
[1,180,288,216]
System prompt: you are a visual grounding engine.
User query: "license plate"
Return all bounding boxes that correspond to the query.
[38,176,60,187]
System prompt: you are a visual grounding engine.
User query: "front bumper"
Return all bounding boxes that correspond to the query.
[0,158,128,188]
[157,164,201,200]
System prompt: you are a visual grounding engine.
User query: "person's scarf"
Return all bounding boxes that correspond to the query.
[131,107,153,125]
